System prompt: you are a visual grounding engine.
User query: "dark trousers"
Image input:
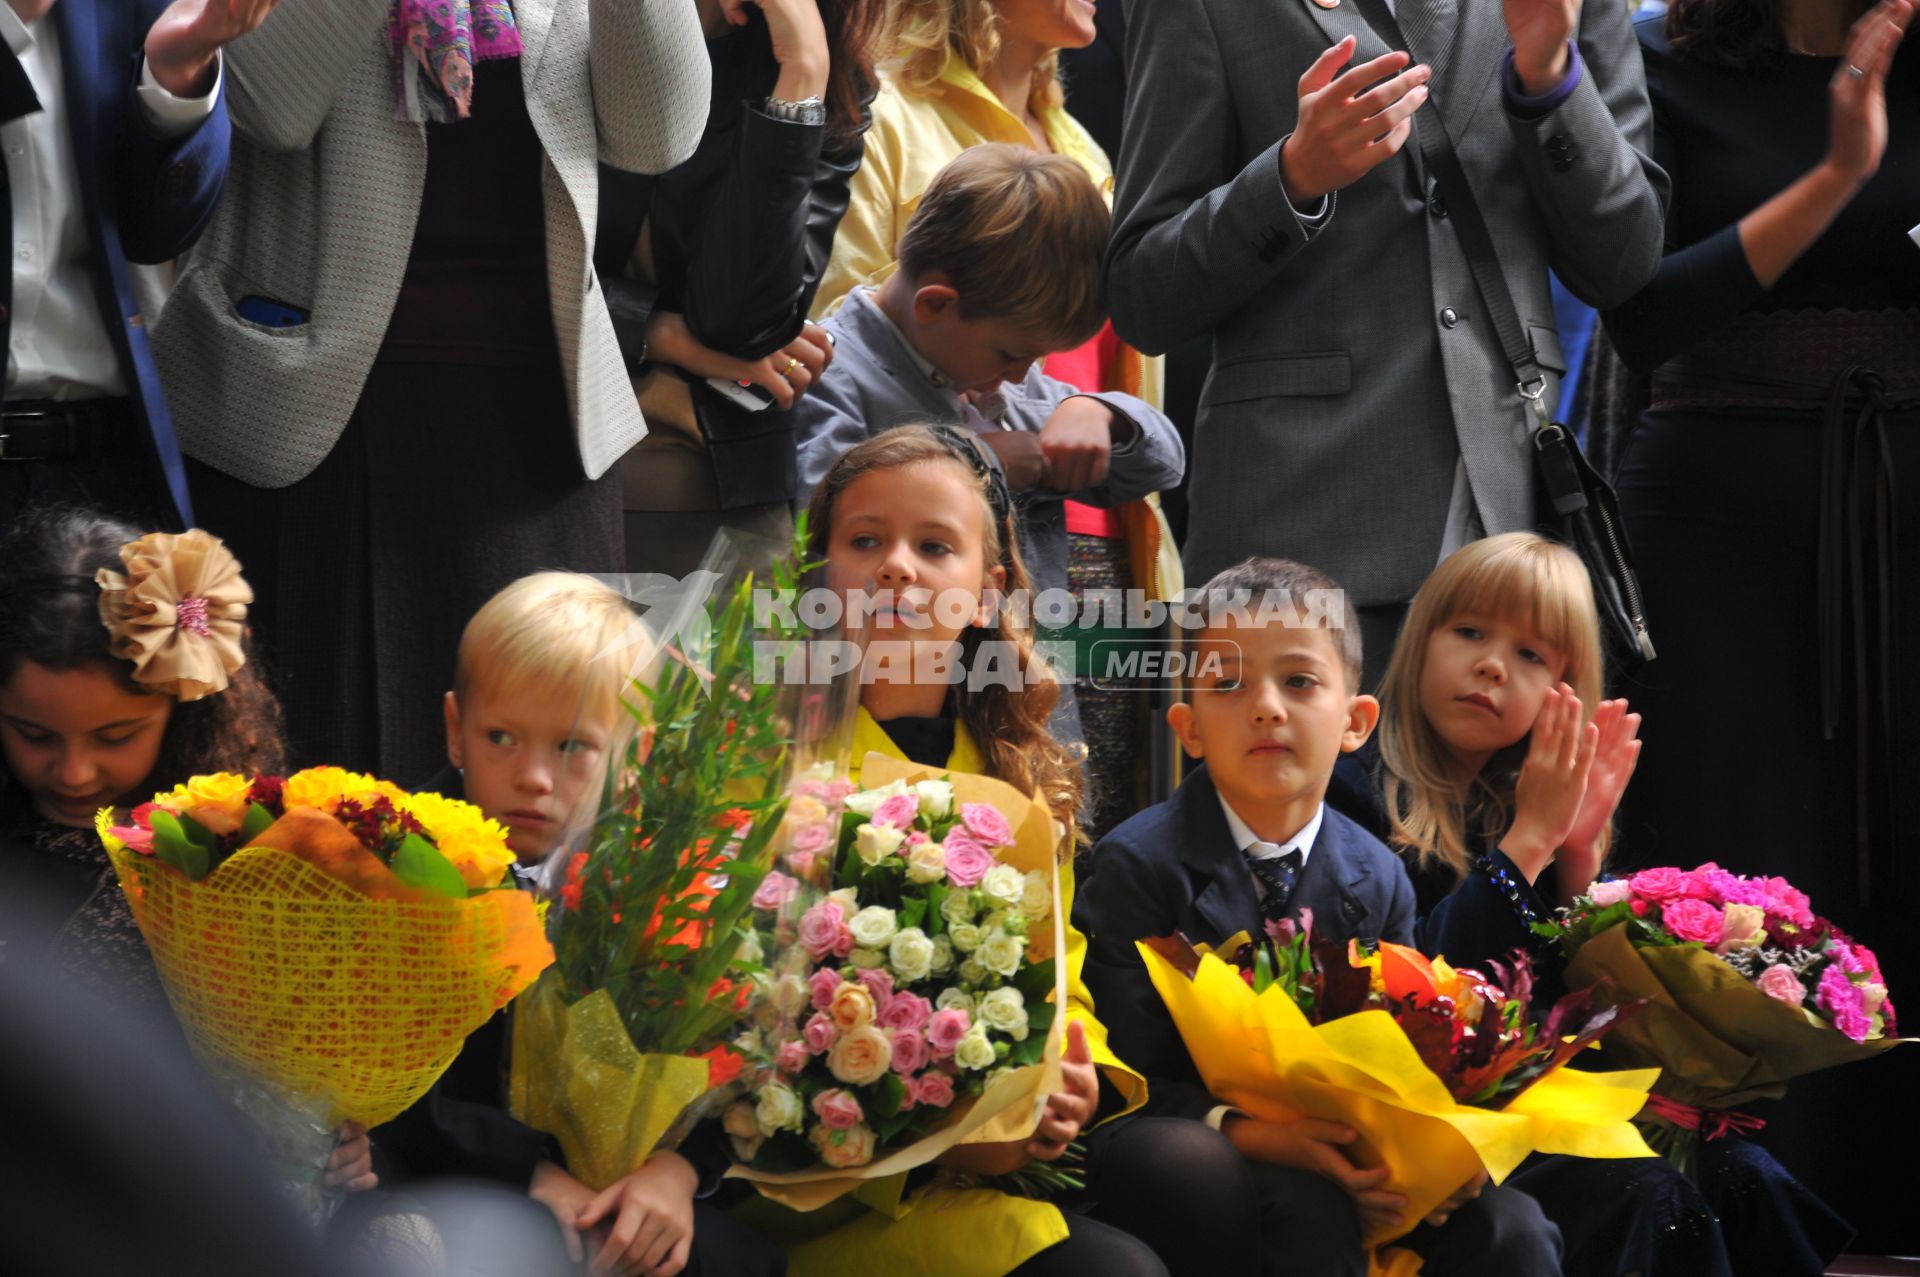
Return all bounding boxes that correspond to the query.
[1616,406,1920,1252]
[0,400,173,531]
[1085,1114,1559,1277]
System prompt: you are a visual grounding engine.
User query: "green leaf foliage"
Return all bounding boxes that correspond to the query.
[391,832,472,898]
[148,808,212,879]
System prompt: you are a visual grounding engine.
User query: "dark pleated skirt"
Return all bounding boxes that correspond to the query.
[186,361,623,783]
[1615,405,1920,1254]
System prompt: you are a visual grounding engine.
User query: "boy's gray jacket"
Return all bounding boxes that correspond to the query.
[1106,0,1668,605]
[795,289,1187,601]
[151,0,710,489]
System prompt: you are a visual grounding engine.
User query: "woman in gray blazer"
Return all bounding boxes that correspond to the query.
[151,0,711,780]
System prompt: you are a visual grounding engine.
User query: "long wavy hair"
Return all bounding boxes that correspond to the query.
[733,0,889,147]
[0,507,287,825]
[805,426,1083,836]
[1376,533,1607,881]
[888,0,1064,118]
[1665,0,1896,68]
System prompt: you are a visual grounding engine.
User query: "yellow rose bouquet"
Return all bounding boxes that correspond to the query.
[99,766,553,1219]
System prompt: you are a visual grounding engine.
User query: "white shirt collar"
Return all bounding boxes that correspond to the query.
[0,5,35,57]
[1217,794,1324,867]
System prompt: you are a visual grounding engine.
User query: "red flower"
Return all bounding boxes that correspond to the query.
[717,807,753,832]
[691,1044,743,1088]
[247,775,286,811]
[565,851,590,884]
[560,882,583,910]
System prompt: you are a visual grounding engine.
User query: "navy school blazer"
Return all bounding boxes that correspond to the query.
[1074,763,1416,1121]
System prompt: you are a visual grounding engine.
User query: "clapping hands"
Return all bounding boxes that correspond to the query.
[1500,686,1641,893]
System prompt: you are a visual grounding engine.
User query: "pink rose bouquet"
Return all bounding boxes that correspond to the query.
[722,755,1069,1209]
[1537,863,1902,1169]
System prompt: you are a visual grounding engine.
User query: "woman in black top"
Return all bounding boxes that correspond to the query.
[607,0,883,576]
[1602,0,1917,1250]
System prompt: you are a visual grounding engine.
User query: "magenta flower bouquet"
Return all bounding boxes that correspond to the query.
[1538,863,1902,1168]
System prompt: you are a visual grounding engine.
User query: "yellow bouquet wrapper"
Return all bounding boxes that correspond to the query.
[103,820,553,1128]
[1566,923,1905,1110]
[509,972,716,1190]
[724,753,1069,1212]
[1140,942,1657,1249]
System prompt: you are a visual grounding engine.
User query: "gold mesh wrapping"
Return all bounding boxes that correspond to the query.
[104,837,552,1127]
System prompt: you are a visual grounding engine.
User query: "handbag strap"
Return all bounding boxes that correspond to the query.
[1346,0,1554,433]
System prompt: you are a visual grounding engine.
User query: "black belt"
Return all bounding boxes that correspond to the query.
[0,398,136,462]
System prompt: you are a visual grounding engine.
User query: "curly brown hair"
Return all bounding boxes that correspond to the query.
[0,506,287,823]
[1667,0,1798,68]
[804,426,1084,836]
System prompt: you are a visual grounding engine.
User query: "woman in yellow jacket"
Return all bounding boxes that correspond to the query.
[812,0,1183,839]
[730,425,1162,1277]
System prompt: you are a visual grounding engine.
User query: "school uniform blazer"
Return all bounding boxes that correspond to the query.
[149,0,709,489]
[1075,763,1416,1121]
[1106,0,1668,604]
[35,0,230,528]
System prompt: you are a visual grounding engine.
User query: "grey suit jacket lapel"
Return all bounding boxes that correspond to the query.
[1305,0,1428,188]
[1431,0,1506,144]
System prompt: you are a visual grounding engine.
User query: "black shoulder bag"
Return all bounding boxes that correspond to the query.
[1345,0,1657,665]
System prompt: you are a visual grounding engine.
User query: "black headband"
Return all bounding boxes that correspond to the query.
[923,423,1016,535]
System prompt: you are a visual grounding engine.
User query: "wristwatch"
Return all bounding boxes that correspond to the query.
[763,95,826,126]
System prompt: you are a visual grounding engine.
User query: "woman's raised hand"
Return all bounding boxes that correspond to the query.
[723,0,831,103]
[1827,0,1913,184]
[1500,684,1598,884]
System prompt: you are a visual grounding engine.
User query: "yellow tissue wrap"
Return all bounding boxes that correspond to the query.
[508,974,716,1190]
[1139,943,1657,1253]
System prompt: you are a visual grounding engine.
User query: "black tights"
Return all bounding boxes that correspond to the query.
[1006,1213,1169,1277]
[1084,1115,1366,1277]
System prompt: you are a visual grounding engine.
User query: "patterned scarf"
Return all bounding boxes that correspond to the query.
[388,0,523,123]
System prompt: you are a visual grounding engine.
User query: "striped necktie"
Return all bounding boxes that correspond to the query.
[1394,0,1460,83]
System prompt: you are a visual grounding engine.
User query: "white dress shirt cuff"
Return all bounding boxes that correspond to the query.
[1205,1104,1246,1131]
[138,52,222,138]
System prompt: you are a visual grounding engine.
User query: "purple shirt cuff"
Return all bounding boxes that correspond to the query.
[1502,43,1583,118]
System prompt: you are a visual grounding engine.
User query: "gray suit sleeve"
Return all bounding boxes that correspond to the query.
[223,0,385,152]
[1505,6,1671,307]
[1104,0,1328,356]
[591,0,712,174]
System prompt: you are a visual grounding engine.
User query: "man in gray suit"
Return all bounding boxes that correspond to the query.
[1106,0,1667,682]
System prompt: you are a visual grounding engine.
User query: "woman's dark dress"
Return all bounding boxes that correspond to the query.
[1601,19,1920,1249]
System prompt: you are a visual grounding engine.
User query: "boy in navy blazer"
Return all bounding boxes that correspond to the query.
[1074,557,1559,1277]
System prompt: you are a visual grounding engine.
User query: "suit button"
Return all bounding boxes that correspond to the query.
[1428,192,1448,219]
[1548,133,1568,148]
[1439,307,1459,328]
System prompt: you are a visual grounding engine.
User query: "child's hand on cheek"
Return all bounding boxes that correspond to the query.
[1501,684,1598,883]
[1037,397,1118,492]
[1557,699,1642,899]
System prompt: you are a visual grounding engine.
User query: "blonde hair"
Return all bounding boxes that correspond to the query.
[454,573,655,724]
[805,426,1084,834]
[897,143,1108,349]
[1377,533,1607,880]
[887,0,1063,118]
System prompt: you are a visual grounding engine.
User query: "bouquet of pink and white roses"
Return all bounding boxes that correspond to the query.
[1537,863,1902,1167]
[722,754,1068,1210]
